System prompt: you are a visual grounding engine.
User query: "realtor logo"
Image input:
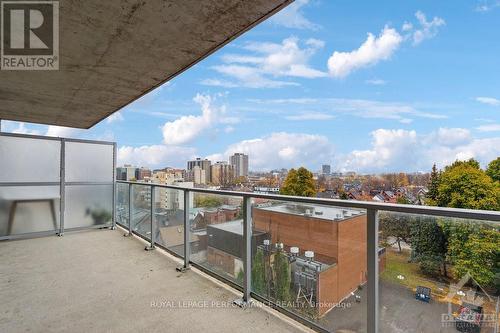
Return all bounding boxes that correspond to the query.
[1,1,59,70]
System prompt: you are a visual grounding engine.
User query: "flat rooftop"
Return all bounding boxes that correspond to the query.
[0,229,307,333]
[255,203,365,222]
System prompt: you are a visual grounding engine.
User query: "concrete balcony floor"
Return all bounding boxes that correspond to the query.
[0,229,308,333]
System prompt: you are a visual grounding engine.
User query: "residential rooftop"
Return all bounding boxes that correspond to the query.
[255,203,365,222]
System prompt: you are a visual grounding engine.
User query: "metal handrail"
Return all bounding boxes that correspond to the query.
[116,179,500,333]
[116,180,500,221]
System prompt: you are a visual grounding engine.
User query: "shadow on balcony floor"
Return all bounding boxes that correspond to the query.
[0,229,307,333]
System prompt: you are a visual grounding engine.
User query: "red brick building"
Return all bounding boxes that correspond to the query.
[253,203,385,316]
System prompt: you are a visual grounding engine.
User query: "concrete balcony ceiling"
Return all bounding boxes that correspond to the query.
[0,0,291,128]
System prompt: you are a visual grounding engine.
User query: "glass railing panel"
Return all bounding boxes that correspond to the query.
[64,184,113,229]
[153,187,185,257]
[251,198,367,332]
[130,184,151,239]
[0,185,60,236]
[190,192,244,286]
[378,211,499,332]
[115,183,129,228]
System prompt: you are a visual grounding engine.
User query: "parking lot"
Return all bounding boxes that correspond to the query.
[318,280,496,333]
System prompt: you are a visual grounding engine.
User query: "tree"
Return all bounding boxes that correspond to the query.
[379,212,413,252]
[280,167,316,197]
[273,250,291,303]
[410,216,448,277]
[396,196,411,205]
[426,163,440,205]
[486,157,500,182]
[194,195,223,208]
[397,172,409,187]
[436,161,500,210]
[252,249,266,296]
[453,227,500,288]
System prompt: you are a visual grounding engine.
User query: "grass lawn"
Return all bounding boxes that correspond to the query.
[381,248,449,300]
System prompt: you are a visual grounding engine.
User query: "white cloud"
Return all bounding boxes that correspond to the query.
[327,11,443,78]
[365,79,387,85]
[402,22,413,32]
[410,11,445,45]
[118,145,195,169]
[285,112,335,121]
[205,37,326,88]
[45,126,83,138]
[248,97,447,123]
[434,127,472,146]
[162,93,229,145]
[106,112,124,123]
[476,0,500,12]
[207,132,334,171]
[224,126,235,134]
[268,0,319,30]
[340,128,500,173]
[476,124,500,132]
[9,122,41,135]
[327,26,403,78]
[199,78,238,88]
[476,96,500,106]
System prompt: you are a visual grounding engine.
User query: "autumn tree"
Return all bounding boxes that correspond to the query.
[486,157,500,183]
[452,226,500,288]
[436,159,500,210]
[280,167,316,197]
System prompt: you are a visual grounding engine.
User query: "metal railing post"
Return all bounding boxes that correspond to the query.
[145,185,155,251]
[235,195,252,307]
[177,189,191,272]
[58,138,65,236]
[367,209,379,333]
[111,143,117,230]
[124,184,133,237]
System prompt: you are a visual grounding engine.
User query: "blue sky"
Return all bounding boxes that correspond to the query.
[3,0,500,173]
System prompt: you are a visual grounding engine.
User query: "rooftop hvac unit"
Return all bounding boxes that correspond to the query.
[292,255,322,307]
[305,250,314,261]
[290,246,299,257]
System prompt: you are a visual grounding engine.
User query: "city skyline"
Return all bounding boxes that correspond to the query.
[1,1,499,173]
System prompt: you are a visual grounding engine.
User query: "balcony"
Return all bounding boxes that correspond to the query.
[0,2,499,331]
[1,132,499,333]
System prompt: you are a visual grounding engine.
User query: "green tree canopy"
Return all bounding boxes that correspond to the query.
[426,163,441,205]
[379,212,413,252]
[452,226,500,288]
[280,167,316,197]
[436,161,500,210]
[410,217,448,277]
[252,249,266,296]
[486,157,500,183]
[273,251,291,302]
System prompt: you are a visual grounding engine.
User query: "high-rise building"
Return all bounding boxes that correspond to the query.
[116,165,140,180]
[187,158,211,182]
[229,153,248,178]
[210,161,234,186]
[137,167,152,181]
[322,164,331,175]
[185,166,206,185]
